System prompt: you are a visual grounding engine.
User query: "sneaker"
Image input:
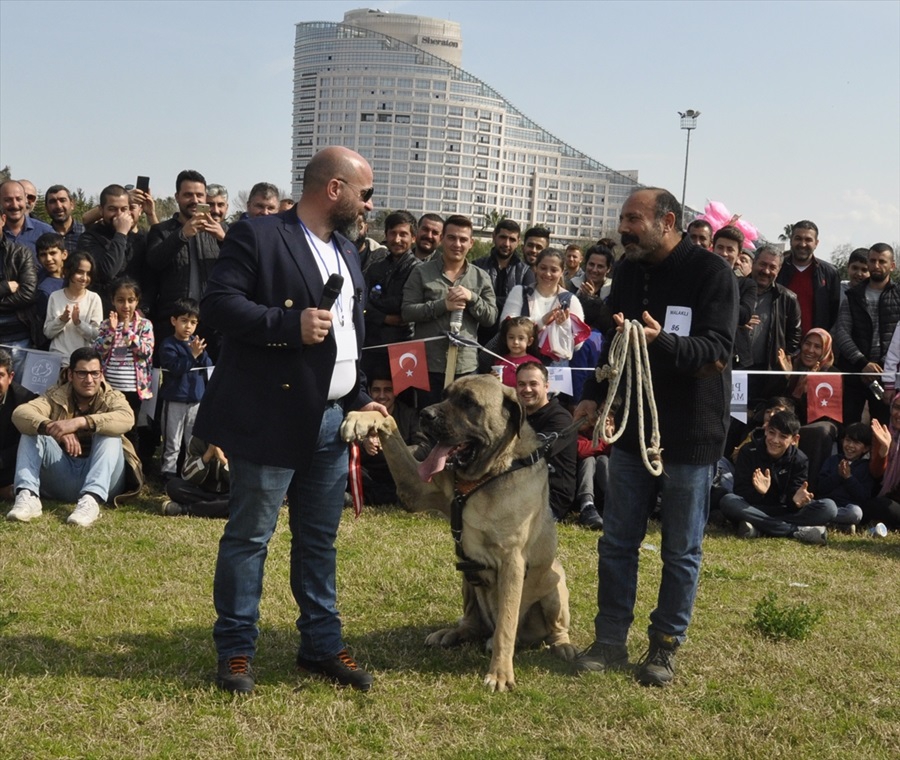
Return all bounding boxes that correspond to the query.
[161,500,184,516]
[737,521,759,539]
[67,494,100,527]
[296,648,373,691]
[636,633,678,687]
[578,504,604,531]
[793,525,827,545]
[216,655,255,693]
[6,490,43,522]
[574,641,629,674]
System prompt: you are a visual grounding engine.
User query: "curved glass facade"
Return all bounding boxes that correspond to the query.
[293,10,643,239]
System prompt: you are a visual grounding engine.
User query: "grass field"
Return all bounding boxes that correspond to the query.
[1,492,898,760]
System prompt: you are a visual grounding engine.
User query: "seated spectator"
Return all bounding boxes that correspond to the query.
[158,298,212,480]
[162,436,229,518]
[44,251,102,367]
[0,349,37,501]
[720,410,838,544]
[5,347,143,526]
[574,408,617,531]
[816,422,874,532]
[357,370,427,506]
[516,361,576,521]
[864,398,900,527]
[492,316,539,387]
[776,327,840,489]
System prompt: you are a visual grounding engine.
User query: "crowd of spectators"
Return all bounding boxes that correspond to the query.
[2,173,897,536]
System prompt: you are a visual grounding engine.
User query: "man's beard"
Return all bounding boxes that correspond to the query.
[870,271,888,284]
[331,206,362,240]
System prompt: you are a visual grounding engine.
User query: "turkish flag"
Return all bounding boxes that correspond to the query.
[388,341,430,394]
[807,373,843,423]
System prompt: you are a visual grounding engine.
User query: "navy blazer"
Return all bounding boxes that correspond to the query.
[193,209,370,470]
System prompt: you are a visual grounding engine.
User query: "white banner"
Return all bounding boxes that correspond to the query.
[548,366,573,397]
[731,371,748,423]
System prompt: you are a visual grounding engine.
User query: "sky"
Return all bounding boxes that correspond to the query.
[1,0,897,259]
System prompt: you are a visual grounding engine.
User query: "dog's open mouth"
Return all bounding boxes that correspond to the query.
[417,440,477,482]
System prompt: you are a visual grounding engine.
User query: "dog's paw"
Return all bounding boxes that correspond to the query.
[549,642,579,662]
[483,669,516,693]
[340,411,394,442]
[425,627,464,648]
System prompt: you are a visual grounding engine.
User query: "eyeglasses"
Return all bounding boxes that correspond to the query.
[336,178,374,203]
[72,370,102,380]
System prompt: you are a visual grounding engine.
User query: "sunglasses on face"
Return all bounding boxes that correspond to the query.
[336,178,374,203]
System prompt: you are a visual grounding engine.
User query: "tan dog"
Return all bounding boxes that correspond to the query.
[341,375,577,692]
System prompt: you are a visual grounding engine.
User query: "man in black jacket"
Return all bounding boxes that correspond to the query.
[833,243,899,423]
[776,220,841,336]
[0,348,37,500]
[515,361,576,522]
[147,170,222,357]
[573,187,737,687]
[473,219,535,343]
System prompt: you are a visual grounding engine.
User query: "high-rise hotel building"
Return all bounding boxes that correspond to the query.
[292,8,642,239]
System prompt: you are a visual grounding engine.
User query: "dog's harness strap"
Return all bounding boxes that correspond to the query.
[450,434,564,585]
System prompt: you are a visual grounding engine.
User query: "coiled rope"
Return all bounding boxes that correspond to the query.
[593,319,664,476]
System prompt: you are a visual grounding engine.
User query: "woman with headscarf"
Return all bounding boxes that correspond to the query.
[776,327,839,489]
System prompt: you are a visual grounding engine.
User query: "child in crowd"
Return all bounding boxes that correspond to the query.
[494,316,538,387]
[43,251,102,367]
[158,299,212,480]
[720,410,838,544]
[34,233,67,346]
[161,436,229,518]
[816,422,874,532]
[573,405,617,531]
[94,277,154,445]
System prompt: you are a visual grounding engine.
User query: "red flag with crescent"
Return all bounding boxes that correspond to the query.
[807,373,842,423]
[388,341,430,394]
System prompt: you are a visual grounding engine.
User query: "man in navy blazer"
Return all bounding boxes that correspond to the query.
[194,147,387,694]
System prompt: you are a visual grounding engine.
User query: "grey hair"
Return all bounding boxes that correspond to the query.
[206,184,228,201]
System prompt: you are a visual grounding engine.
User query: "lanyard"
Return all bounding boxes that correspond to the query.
[298,220,345,326]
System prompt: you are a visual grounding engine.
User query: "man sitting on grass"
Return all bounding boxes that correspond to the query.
[6,346,143,526]
[720,410,837,544]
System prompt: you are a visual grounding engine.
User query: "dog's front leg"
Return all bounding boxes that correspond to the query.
[380,426,451,517]
[483,551,526,693]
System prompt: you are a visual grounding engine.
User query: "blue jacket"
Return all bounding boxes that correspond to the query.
[158,336,212,403]
[817,454,874,507]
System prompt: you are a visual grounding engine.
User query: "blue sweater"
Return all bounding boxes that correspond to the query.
[158,336,212,403]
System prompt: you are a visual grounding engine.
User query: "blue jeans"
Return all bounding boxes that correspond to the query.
[14,434,126,502]
[213,403,349,662]
[720,493,838,536]
[595,448,713,647]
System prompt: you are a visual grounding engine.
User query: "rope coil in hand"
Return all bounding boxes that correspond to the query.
[593,319,664,476]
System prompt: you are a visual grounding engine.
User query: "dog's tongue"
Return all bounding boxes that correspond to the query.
[417,443,455,482]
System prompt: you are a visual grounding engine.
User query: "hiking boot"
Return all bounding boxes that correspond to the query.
[737,521,759,539]
[636,633,678,687]
[793,525,827,545]
[6,490,43,522]
[574,641,629,674]
[578,504,604,531]
[161,500,184,516]
[217,655,255,694]
[67,494,100,527]
[296,648,373,691]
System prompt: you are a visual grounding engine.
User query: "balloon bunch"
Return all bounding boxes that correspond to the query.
[694,201,760,250]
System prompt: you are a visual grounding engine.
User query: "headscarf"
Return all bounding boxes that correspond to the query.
[790,328,834,399]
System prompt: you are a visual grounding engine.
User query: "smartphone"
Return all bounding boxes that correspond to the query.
[136,176,150,192]
[194,203,210,217]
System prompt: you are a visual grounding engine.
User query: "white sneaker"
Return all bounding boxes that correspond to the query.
[68,494,100,527]
[794,525,827,545]
[6,490,43,522]
[737,521,759,538]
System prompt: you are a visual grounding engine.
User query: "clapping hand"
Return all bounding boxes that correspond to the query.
[752,467,771,495]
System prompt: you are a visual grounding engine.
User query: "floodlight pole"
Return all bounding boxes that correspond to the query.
[679,110,700,229]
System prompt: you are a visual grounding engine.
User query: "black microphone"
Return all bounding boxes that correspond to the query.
[319,273,344,311]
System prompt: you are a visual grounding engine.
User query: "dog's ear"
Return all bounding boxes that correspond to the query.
[502,386,525,435]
